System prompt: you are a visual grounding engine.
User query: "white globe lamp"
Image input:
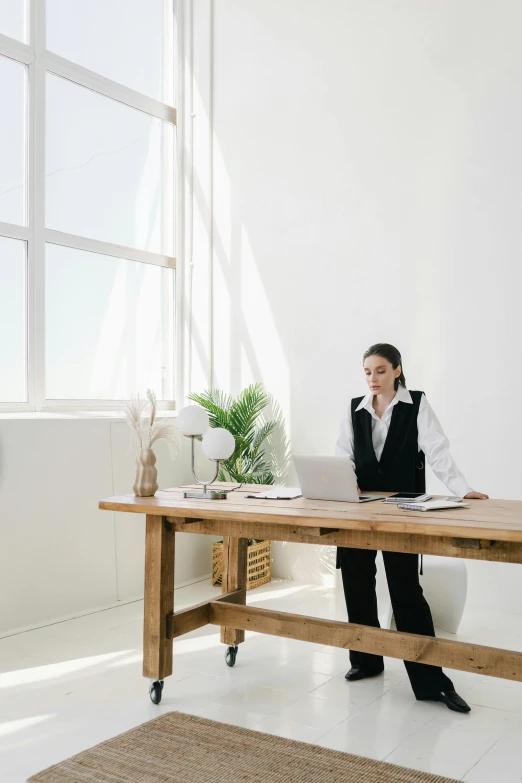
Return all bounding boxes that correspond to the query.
[202,428,235,461]
[177,404,209,437]
[177,405,235,500]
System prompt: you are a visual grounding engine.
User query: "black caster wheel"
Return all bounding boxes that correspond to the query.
[149,679,164,704]
[225,645,238,667]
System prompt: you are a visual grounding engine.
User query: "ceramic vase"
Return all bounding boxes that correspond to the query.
[133,448,158,497]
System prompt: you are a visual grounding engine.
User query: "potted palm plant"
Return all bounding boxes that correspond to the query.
[188,382,277,589]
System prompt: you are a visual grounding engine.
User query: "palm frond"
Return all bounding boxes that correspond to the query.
[188,388,233,413]
[207,388,233,412]
[252,421,277,454]
[228,383,268,438]
[251,471,275,485]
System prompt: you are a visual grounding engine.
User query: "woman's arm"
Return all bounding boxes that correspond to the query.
[418,395,488,499]
[336,406,357,476]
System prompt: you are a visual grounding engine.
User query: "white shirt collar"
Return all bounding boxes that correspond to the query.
[355,383,413,413]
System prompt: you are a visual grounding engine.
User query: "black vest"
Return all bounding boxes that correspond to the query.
[351,390,426,493]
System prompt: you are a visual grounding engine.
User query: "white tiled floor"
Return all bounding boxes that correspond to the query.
[1,579,522,782]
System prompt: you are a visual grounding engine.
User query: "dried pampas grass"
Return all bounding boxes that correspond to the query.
[124,389,183,459]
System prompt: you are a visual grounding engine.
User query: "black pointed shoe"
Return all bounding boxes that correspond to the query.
[435,690,471,713]
[345,665,385,681]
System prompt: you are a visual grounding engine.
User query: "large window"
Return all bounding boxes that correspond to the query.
[0,1,177,409]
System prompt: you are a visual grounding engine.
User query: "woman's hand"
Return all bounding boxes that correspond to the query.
[357,486,361,495]
[464,491,489,500]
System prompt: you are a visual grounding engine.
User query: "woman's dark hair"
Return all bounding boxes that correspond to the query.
[363,343,406,391]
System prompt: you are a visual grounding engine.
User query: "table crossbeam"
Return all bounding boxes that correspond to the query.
[207,601,522,681]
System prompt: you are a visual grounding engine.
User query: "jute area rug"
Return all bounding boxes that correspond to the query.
[28,711,460,783]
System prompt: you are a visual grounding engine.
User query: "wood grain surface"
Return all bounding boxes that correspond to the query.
[142,515,175,680]
[210,602,522,681]
[99,484,522,542]
[220,536,248,645]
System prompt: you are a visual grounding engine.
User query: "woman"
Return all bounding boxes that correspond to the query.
[336,343,488,713]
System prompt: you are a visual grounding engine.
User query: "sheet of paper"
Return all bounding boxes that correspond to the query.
[247,487,302,500]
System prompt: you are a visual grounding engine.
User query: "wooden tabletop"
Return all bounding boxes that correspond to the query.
[99,484,522,543]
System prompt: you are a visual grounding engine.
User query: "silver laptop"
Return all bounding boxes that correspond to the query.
[293,455,382,503]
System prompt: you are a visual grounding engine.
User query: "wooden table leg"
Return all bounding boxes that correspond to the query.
[221,536,248,646]
[143,515,175,684]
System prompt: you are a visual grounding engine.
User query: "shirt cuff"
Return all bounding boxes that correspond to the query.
[447,476,473,498]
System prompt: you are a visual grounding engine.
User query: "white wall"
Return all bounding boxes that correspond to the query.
[206,0,522,610]
[0,416,216,636]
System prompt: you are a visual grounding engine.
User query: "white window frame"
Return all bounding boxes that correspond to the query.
[0,0,180,412]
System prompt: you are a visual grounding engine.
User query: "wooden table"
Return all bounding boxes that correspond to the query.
[99,485,522,703]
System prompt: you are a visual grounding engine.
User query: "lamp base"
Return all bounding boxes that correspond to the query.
[183,488,228,500]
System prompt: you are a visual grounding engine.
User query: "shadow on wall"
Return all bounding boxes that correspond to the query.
[264,393,292,484]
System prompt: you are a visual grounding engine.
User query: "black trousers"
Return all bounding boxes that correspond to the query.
[338,546,454,699]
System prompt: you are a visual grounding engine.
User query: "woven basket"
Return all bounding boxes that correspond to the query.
[212,540,271,590]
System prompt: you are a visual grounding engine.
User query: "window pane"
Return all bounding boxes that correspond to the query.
[0,236,26,402]
[45,244,175,400]
[0,55,26,225]
[0,0,27,43]
[45,75,174,256]
[46,0,174,105]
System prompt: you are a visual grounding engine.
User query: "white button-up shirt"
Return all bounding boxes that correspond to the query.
[336,384,472,498]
